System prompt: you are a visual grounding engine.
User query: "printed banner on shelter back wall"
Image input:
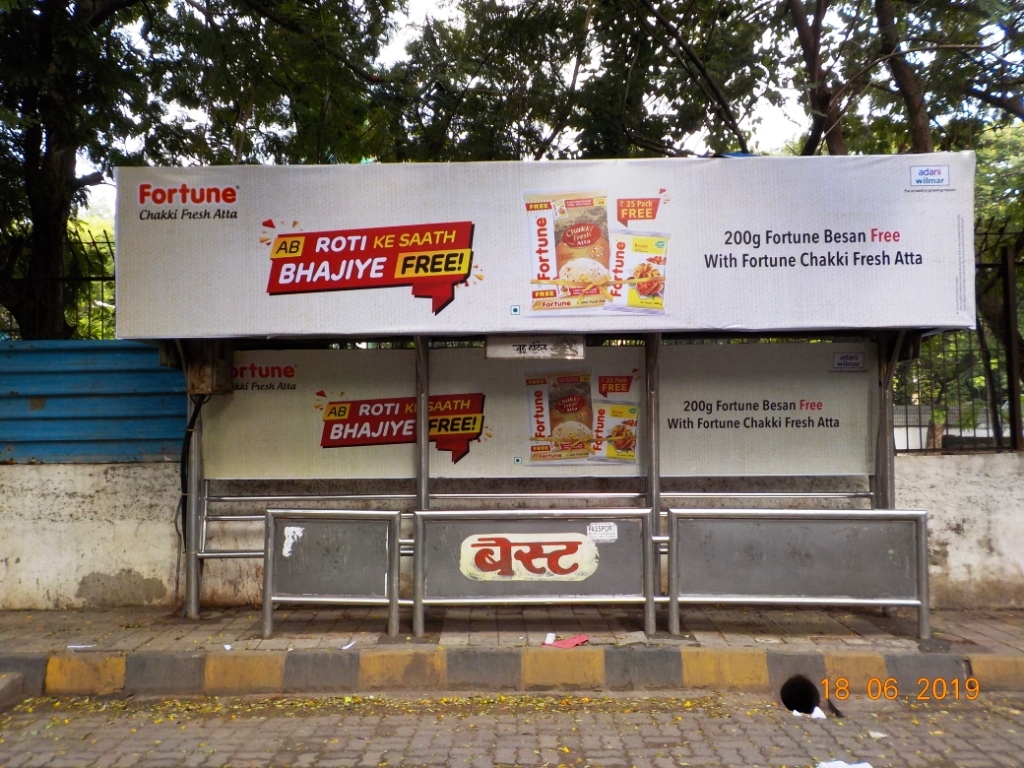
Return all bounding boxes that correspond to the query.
[201,344,872,479]
[116,154,975,339]
[659,342,878,476]
[201,346,647,480]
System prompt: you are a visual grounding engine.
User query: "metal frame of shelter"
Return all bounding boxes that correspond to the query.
[183,328,930,640]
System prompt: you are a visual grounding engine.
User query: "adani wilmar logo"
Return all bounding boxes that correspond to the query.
[136,182,239,221]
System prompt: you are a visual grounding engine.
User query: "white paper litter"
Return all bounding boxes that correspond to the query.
[223,644,232,650]
[817,762,874,768]
[792,706,827,719]
[342,640,356,650]
[868,731,888,739]
[544,632,556,645]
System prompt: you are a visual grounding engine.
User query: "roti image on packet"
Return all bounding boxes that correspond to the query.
[592,402,640,463]
[524,190,612,311]
[606,230,669,313]
[526,372,595,462]
[548,373,595,454]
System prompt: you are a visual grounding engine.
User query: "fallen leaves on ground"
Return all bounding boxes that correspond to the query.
[6,692,729,724]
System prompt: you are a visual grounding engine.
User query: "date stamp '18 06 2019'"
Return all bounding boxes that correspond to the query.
[821,677,981,702]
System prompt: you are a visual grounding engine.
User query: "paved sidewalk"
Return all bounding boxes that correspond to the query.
[4,691,1024,768]
[1,606,1023,702]
[3,604,1023,654]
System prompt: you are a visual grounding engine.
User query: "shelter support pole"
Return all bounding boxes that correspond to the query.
[874,332,903,511]
[644,333,661,635]
[413,336,430,637]
[413,512,425,638]
[261,512,275,638]
[668,510,680,635]
[917,512,931,639]
[1005,245,1023,451]
[416,337,430,511]
[872,333,905,622]
[388,513,401,637]
[185,398,203,619]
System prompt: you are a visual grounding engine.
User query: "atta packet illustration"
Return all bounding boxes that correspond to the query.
[524,190,612,312]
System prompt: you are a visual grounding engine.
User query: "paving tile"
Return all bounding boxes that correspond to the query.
[764,609,855,637]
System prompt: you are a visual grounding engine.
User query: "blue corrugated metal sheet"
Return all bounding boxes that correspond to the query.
[1,341,187,463]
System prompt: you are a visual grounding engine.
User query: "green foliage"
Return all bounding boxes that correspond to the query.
[371,0,773,162]
[574,0,768,157]
[975,122,1024,223]
[137,0,398,166]
[371,0,596,162]
[372,0,1020,160]
[0,0,399,337]
[773,0,1022,155]
[895,332,981,412]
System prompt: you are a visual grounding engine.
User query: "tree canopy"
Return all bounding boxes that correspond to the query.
[0,0,397,338]
[0,0,1021,338]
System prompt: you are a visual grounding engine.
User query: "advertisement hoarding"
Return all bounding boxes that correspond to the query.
[116,154,975,338]
[202,346,647,479]
[202,343,875,479]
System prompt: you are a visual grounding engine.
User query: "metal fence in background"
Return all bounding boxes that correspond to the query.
[0,231,115,341]
[894,223,1023,453]
[893,327,1020,451]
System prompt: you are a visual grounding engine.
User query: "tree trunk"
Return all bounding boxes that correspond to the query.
[19,147,77,340]
[926,420,944,450]
[975,260,1024,396]
[786,0,848,156]
[8,1,88,339]
[875,0,933,153]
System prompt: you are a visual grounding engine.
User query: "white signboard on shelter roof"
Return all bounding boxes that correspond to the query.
[115,154,975,338]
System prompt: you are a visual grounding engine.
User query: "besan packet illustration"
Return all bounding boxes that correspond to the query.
[524,190,612,311]
[592,402,640,463]
[606,230,669,314]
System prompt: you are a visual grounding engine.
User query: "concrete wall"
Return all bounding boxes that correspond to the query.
[1,463,179,609]
[2,454,1023,610]
[897,452,1024,609]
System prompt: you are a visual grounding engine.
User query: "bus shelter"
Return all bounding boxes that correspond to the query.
[115,154,976,639]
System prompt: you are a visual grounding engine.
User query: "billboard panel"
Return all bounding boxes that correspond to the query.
[116,154,975,338]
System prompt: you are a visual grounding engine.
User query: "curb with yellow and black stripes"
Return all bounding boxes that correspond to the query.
[2,648,1023,704]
